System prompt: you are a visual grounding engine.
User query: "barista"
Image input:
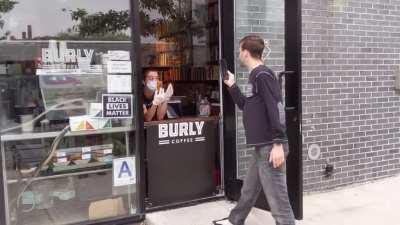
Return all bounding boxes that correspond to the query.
[143,69,173,121]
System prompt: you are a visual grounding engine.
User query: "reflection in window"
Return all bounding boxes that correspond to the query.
[139,0,220,116]
[1,0,131,41]
[0,1,138,225]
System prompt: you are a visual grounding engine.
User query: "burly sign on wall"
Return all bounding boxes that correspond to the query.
[158,121,205,145]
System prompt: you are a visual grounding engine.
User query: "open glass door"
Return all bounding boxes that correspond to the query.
[138,0,224,209]
[0,1,144,224]
[226,0,303,219]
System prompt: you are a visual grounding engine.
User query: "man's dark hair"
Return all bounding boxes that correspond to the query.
[239,35,265,59]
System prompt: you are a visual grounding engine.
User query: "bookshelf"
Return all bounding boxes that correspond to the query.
[145,0,220,84]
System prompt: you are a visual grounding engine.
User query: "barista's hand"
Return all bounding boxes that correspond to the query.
[164,83,174,101]
[224,71,235,87]
[152,88,166,106]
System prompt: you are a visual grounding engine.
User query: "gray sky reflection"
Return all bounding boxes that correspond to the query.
[1,0,129,38]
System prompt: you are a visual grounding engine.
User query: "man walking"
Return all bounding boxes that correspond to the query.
[214,35,295,225]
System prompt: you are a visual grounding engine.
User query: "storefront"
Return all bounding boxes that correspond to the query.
[0,0,302,225]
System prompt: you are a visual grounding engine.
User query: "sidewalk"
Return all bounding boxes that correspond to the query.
[143,175,399,225]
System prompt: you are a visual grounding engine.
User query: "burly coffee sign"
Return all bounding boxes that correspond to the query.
[158,121,205,145]
[42,40,94,64]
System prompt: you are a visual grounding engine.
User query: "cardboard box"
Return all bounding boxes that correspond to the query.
[88,197,126,220]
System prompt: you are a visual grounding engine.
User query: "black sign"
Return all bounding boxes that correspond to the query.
[102,94,133,118]
[146,119,219,206]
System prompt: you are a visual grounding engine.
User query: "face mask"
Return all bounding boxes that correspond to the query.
[146,80,157,92]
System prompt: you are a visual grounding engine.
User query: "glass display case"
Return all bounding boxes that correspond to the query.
[0,1,142,224]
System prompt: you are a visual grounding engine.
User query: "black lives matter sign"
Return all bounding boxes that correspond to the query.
[102,94,133,118]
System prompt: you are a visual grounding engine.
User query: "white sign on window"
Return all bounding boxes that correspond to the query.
[107,61,132,74]
[108,51,130,61]
[113,157,136,186]
[107,75,132,93]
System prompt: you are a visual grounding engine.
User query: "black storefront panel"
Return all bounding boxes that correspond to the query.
[145,117,219,207]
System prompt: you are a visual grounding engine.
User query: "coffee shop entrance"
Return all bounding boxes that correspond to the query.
[0,0,302,224]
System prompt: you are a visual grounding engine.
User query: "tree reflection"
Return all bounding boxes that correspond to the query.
[45,0,207,43]
[0,0,18,40]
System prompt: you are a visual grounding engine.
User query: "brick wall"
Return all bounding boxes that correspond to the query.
[302,0,400,191]
[234,0,400,191]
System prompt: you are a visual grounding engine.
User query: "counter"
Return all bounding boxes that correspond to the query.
[144,116,220,207]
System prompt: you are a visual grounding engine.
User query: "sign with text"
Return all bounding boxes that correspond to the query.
[107,61,132,74]
[102,94,133,118]
[108,50,130,61]
[113,157,136,187]
[146,119,218,206]
[158,121,206,145]
[107,75,132,93]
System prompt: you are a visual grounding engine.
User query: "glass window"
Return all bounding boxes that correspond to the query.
[139,0,220,117]
[234,0,285,179]
[138,0,223,207]
[0,1,138,225]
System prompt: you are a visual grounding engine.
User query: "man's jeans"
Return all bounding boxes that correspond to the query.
[228,144,295,225]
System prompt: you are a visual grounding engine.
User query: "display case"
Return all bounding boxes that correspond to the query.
[1,126,137,225]
[0,1,143,224]
[0,60,140,224]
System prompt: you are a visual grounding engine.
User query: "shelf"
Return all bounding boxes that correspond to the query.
[7,165,112,184]
[1,126,135,142]
[142,66,181,71]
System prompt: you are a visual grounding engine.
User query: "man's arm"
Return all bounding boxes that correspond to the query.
[257,74,287,168]
[224,71,246,110]
[257,74,287,143]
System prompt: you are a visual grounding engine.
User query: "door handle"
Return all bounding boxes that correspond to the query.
[285,107,298,122]
[278,71,295,89]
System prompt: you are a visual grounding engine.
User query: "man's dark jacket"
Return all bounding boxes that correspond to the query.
[228,65,287,146]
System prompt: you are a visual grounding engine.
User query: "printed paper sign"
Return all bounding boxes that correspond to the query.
[107,61,131,74]
[113,157,136,186]
[107,75,132,93]
[102,94,133,118]
[108,51,130,61]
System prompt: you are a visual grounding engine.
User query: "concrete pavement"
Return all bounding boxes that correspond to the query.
[143,175,399,225]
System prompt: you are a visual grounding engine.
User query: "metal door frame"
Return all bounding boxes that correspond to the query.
[220,0,303,220]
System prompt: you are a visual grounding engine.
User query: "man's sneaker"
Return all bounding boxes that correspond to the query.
[213,218,233,225]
